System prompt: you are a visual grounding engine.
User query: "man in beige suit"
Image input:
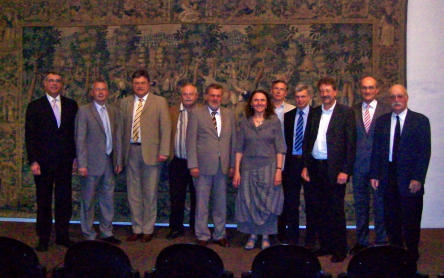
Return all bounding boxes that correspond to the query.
[167,83,199,239]
[186,83,236,247]
[119,69,171,242]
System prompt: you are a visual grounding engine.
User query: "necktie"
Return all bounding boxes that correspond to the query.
[393,115,401,163]
[363,105,371,133]
[132,98,144,142]
[100,106,112,155]
[211,111,218,132]
[52,99,61,128]
[293,110,304,155]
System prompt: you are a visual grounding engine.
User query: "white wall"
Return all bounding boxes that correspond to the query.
[407,0,444,228]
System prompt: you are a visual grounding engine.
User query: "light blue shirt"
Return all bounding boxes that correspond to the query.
[94,101,112,155]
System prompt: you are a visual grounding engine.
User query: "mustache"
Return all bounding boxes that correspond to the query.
[321,96,333,100]
[392,102,403,107]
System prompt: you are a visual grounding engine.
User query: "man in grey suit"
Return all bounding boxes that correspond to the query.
[186,83,236,247]
[119,70,171,242]
[75,79,122,244]
[350,76,390,255]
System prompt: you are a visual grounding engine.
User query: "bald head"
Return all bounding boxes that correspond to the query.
[180,83,198,108]
[360,76,379,104]
[389,84,408,114]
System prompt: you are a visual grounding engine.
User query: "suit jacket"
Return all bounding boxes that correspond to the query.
[370,109,431,196]
[119,93,171,166]
[283,102,296,113]
[25,95,78,170]
[302,102,356,184]
[168,103,201,160]
[75,102,121,176]
[353,101,391,175]
[186,105,236,175]
[284,106,311,158]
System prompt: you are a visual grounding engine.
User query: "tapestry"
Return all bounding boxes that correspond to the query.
[0,0,407,225]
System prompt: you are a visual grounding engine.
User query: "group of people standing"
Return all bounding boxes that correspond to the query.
[25,70,430,273]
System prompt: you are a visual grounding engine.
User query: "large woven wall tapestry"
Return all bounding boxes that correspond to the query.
[0,0,407,225]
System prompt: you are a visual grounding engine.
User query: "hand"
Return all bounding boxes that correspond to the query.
[190,168,200,178]
[228,167,234,178]
[409,179,422,193]
[30,162,41,176]
[72,159,78,173]
[114,165,123,174]
[274,169,282,186]
[370,179,379,190]
[337,172,348,184]
[78,167,88,177]
[301,167,310,182]
[158,155,168,162]
[232,171,241,188]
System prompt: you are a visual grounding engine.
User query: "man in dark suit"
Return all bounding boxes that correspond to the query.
[25,72,78,251]
[75,79,122,244]
[186,84,236,247]
[370,84,431,272]
[280,84,315,247]
[301,77,356,262]
[350,76,391,255]
[167,83,199,239]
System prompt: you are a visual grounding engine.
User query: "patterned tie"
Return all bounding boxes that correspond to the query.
[132,98,144,142]
[292,110,304,155]
[100,106,112,155]
[211,111,218,132]
[393,115,401,163]
[363,105,371,133]
[52,99,61,128]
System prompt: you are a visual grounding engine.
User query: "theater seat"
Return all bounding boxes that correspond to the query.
[338,245,418,278]
[53,240,139,278]
[0,236,46,278]
[241,244,331,278]
[145,243,233,278]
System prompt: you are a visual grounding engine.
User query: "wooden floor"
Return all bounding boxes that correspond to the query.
[0,222,443,277]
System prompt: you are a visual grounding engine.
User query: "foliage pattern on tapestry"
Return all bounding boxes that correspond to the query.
[0,0,407,225]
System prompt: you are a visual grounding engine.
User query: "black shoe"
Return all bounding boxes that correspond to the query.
[35,242,48,252]
[101,236,121,245]
[330,253,347,263]
[349,243,367,256]
[312,248,331,257]
[166,230,184,240]
[415,272,429,278]
[55,239,75,248]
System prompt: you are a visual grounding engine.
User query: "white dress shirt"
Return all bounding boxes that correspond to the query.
[389,109,407,162]
[208,106,221,137]
[46,93,61,127]
[131,93,148,143]
[362,99,377,121]
[312,101,337,160]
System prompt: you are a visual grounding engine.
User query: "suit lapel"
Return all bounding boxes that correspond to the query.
[357,103,366,131]
[89,103,105,134]
[107,105,115,134]
[400,109,412,145]
[141,93,152,115]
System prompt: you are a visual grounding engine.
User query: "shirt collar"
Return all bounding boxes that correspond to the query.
[392,108,408,120]
[207,106,220,114]
[321,100,336,113]
[135,93,149,102]
[46,93,61,103]
[363,99,377,109]
[179,102,185,112]
[93,101,106,110]
[298,105,309,115]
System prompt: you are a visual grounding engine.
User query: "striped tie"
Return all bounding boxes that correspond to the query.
[211,111,217,132]
[292,110,304,155]
[132,98,144,142]
[363,105,371,133]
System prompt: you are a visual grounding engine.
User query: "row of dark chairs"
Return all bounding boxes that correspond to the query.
[0,236,441,278]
